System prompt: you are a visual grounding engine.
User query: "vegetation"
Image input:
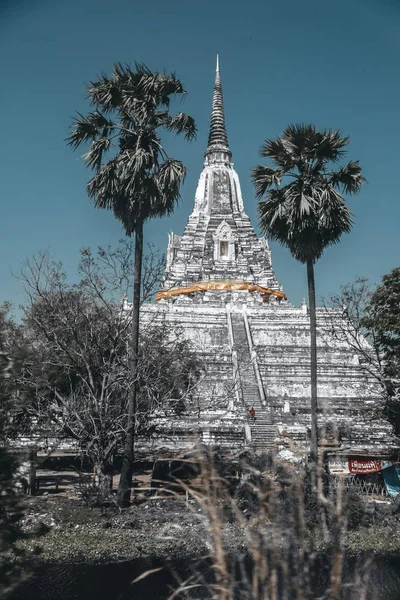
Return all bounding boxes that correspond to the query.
[11,243,202,496]
[252,124,365,467]
[362,268,400,433]
[327,269,400,435]
[8,450,400,600]
[0,307,45,598]
[0,62,397,598]
[67,63,196,505]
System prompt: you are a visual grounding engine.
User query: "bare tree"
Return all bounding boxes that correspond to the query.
[323,277,386,394]
[323,276,400,435]
[13,244,202,495]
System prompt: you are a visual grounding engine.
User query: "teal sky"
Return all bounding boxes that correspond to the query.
[1,0,399,312]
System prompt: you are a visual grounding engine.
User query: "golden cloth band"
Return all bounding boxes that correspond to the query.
[156,280,287,302]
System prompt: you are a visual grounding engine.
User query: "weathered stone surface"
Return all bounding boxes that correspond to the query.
[135,59,396,458]
[161,59,279,295]
[139,301,394,454]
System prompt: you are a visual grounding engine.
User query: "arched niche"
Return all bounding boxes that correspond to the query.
[213,221,235,261]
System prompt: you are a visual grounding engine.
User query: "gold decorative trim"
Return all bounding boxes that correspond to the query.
[156,279,287,302]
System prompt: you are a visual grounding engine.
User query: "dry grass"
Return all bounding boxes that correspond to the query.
[159,449,372,600]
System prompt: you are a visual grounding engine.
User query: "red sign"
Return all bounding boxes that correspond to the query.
[349,459,382,474]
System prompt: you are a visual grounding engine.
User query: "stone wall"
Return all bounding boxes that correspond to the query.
[140,298,396,455]
[141,303,237,413]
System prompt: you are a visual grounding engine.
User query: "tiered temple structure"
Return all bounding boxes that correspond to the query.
[161,55,281,296]
[138,57,395,461]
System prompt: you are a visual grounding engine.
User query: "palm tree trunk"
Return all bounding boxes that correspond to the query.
[307,259,318,471]
[117,220,143,507]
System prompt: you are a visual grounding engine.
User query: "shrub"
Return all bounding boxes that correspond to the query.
[343,487,367,530]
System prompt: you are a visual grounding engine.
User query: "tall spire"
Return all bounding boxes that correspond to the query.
[205,55,231,162]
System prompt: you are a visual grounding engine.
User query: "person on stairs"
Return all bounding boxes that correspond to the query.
[249,407,256,422]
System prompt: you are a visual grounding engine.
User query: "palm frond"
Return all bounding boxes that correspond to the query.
[251,165,284,198]
[118,130,139,152]
[66,112,114,150]
[114,62,147,89]
[136,72,179,108]
[82,137,112,170]
[318,186,353,231]
[156,159,186,203]
[87,160,120,210]
[330,161,366,194]
[86,76,124,112]
[259,138,294,169]
[69,63,195,236]
[312,129,349,164]
[258,188,289,235]
[123,99,154,128]
[151,72,186,107]
[282,123,316,154]
[253,124,364,263]
[166,113,197,141]
[111,178,158,235]
[280,124,349,165]
[121,148,154,195]
[133,62,153,78]
[299,192,314,216]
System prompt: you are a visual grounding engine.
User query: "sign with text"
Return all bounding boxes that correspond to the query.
[349,459,382,474]
[328,458,350,475]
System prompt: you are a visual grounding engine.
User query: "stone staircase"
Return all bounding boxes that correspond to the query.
[230,313,277,450]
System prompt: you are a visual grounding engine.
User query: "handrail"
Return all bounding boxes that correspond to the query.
[242,305,267,406]
[226,304,251,443]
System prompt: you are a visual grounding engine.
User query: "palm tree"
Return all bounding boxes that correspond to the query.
[252,124,364,469]
[67,63,196,506]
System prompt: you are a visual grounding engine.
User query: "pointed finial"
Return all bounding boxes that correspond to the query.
[205,55,231,160]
